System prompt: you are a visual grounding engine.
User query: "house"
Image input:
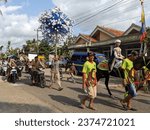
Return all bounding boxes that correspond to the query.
[69,23,142,58]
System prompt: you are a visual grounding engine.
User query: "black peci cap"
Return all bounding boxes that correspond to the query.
[87,51,95,56]
[131,51,138,56]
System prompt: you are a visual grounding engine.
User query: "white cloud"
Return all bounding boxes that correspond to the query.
[0,5,22,13]
[52,0,150,34]
[0,5,40,51]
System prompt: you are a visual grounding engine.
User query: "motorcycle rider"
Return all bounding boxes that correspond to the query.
[7,58,17,79]
[0,58,2,74]
[31,56,45,85]
[1,58,8,76]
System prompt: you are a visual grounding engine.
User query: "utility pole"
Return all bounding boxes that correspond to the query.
[86,37,91,52]
[55,32,58,55]
[35,28,41,42]
[34,28,41,54]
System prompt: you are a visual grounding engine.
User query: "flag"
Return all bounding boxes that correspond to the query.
[140,2,147,43]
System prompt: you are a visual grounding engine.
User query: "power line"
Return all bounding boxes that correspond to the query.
[104,12,150,27]
[80,1,150,28]
[74,0,150,28]
[74,0,128,26]
[71,0,121,20]
[74,0,134,22]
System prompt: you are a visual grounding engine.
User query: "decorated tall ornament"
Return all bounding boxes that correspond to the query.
[39,7,73,54]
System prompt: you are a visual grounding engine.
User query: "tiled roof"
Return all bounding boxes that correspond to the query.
[81,34,97,43]
[100,26,124,37]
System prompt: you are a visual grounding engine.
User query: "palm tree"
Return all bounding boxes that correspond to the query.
[7,41,11,53]
[0,0,7,15]
[0,0,7,2]
[0,45,3,51]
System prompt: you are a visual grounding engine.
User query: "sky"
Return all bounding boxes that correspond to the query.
[0,0,150,51]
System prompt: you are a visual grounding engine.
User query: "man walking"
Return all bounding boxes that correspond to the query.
[120,51,138,111]
[81,51,97,110]
[49,55,63,91]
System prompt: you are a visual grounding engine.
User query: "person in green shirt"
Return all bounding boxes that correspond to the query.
[81,51,97,110]
[120,51,138,111]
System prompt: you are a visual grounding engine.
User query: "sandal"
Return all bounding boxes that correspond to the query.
[120,100,127,110]
[128,108,137,111]
[88,106,96,110]
[80,104,86,109]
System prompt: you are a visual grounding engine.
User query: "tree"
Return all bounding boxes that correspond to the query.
[9,47,20,55]
[61,36,77,57]
[23,39,39,54]
[0,0,7,15]
[0,45,3,51]
[6,41,11,54]
[38,40,53,61]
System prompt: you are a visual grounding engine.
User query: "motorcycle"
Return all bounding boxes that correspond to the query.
[32,68,46,88]
[1,61,8,76]
[25,62,32,73]
[17,65,23,77]
[15,60,24,77]
[8,67,18,83]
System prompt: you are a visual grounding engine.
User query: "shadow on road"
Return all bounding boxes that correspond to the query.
[0,102,53,113]
[95,98,125,111]
[97,92,113,98]
[134,99,150,105]
[48,94,80,107]
[67,87,83,94]
[110,88,124,94]
[78,94,124,111]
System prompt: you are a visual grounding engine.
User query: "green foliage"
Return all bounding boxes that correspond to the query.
[0,45,3,51]
[23,39,38,54]
[39,40,53,61]
[60,36,76,58]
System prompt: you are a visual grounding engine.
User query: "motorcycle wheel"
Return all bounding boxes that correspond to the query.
[39,76,45,88]
[12,74,16,83]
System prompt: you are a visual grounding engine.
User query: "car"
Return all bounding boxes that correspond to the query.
[71,52,106,75]
[59,58,67,67]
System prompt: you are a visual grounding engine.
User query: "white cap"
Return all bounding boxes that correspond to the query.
[115,39,121,43]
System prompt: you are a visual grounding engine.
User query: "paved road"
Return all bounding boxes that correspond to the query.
[0,69,150,113]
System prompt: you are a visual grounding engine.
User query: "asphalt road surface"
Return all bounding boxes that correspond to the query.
[0,69,149,113]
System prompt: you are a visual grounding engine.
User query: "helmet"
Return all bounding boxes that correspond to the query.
[115,39,121,43]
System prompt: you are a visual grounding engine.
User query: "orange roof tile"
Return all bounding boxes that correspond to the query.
[100,26,124,37]
[81,34,97,43]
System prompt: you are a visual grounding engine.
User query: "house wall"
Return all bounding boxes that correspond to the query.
[91,42,141,58]
[92,31,100,41]
[100,32,112,41]
[71,24,145,58]
[76,38,86,45]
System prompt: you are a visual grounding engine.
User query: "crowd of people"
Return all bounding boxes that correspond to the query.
[80,39,149,111]
[0,39,150,111]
